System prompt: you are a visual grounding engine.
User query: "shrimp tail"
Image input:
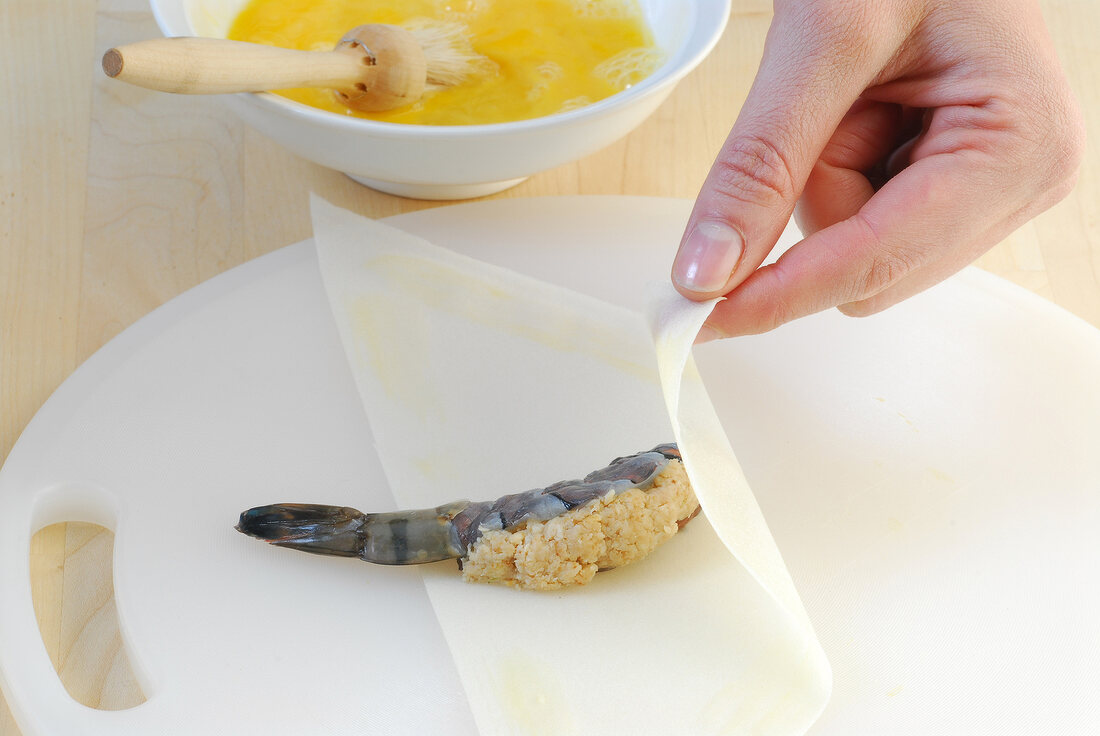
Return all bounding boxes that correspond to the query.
[236,503,366,558]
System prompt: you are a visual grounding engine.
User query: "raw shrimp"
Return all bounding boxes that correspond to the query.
[236,444,700,589]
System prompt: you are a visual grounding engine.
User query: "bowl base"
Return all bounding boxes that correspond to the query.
[345,174,529,200]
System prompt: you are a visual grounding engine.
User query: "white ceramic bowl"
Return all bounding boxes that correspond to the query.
[151,0,730,199]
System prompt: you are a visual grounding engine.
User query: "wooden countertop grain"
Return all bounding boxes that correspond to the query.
[2,0,1097,731]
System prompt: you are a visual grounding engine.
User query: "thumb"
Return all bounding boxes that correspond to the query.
[672,6,889,300]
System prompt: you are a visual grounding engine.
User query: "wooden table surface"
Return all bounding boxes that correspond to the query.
[2,0,1097,731]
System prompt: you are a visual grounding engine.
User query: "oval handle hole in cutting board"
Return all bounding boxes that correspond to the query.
[30,522,146,711]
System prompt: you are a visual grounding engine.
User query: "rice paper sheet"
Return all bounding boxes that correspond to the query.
[311,197,830,735]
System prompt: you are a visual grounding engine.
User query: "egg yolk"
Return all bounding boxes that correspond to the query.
[226,0,661,125]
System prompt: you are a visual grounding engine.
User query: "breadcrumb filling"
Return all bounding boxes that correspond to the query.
[461,460,697,589]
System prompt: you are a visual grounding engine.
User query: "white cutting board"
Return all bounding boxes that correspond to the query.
[2,197,1098,735]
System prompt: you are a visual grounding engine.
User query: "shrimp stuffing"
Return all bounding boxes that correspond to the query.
[236,444,700,590]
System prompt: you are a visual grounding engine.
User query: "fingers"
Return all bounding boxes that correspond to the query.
[671,4,896,300]
[697,147,1013,339]
[698,85,1083,339]
[668,12,875,299]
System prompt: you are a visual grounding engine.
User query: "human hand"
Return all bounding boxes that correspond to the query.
[671,0,1084,340]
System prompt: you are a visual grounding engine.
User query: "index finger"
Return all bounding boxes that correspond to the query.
[672,2,916,300]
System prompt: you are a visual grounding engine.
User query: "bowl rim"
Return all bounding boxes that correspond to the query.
[151,0,732,138]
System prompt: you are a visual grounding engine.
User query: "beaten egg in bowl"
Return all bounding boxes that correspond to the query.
[162,0,729,198]
[226,0,663,125]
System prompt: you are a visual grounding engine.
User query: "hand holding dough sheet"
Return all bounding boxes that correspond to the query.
[311,197,830,735]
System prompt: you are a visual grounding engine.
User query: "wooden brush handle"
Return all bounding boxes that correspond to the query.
[102,37,369,95]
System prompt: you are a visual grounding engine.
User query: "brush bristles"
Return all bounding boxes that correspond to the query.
[404,18,496,87]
